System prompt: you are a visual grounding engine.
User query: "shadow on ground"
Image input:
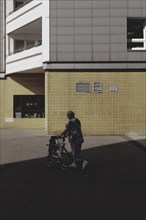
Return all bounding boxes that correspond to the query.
[0,140,146,220]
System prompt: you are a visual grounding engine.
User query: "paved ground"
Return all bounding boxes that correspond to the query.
[0,128,146,220]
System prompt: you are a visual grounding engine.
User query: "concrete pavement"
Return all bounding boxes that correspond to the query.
[0,128,146,220]
[1,128,145,165]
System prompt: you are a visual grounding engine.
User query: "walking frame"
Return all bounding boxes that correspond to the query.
[46,135,72,170]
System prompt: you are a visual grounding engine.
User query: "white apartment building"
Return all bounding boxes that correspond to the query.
[5,0,47,74]
[0,0,146,135]
[5,0,146,74]
[0,0,5,77]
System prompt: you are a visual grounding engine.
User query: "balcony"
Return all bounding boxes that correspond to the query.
[6,0,42,34]
[6,44,43,74]
[9,40,42,56]
[5,0,49,73]
[8,0,33,16]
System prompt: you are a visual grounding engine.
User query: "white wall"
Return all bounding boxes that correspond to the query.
[42,0,50,62]
[6,1,42,34]
[6,45,42,74]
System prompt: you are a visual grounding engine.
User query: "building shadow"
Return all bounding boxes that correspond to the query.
[11,73,44,94]
[0,140,146,220]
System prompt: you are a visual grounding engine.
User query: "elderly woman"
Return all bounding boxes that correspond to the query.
[60,111,88,170]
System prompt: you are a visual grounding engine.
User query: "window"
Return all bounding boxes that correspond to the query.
[14,0,30,9]
[14,40,24,53]
[15,2,23,8]
[14,95,45,118]
[12,39,42,54]
[9,1,32,15]
[127,18,146,50]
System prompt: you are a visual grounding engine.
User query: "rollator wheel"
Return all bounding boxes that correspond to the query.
[47,161,52,167]
[46,157,52,168]
[60,164,67,170]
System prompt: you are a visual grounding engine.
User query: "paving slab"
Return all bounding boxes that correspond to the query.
[0,128,146,220]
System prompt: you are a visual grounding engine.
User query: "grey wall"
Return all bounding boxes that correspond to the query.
[50,0,146,63]
[0,0,5,72]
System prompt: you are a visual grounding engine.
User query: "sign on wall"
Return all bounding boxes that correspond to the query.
[94,82,103,93]
[109,85,118,92]
[76,82,91,92]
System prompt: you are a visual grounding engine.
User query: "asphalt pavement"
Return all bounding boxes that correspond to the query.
[0,128,146,220]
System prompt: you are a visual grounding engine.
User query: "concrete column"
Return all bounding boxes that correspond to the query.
[42,0,50,62]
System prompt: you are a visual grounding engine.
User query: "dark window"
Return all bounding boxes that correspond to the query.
[127,19,144,39]
[14,95,45,118]
[15,2,23,8]
[14,1,30,9]
[127,19,146,50]
[14,40,24,53]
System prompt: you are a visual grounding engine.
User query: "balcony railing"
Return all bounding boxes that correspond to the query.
[9,40,42,56]
[8,0,33,16]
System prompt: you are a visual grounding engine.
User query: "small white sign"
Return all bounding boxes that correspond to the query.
[109,85,118,92]
[15,112,22,118]
[5,117,14,122]
[94,82,103,93]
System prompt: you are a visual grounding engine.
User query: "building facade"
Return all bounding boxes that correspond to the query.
[0,0,6,127]
[0,0,146,135]
[0,0,5,75]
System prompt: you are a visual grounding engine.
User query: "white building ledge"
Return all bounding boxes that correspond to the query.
[6,0,42,34]
[0,73,5,78]
[43,62,146,70]
[6,45,42,74]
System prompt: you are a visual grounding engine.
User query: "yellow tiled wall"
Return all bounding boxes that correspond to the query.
[1,71,145,135]
[0,74,45,128]
[45,71,146,135]
[0,78,6,127]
